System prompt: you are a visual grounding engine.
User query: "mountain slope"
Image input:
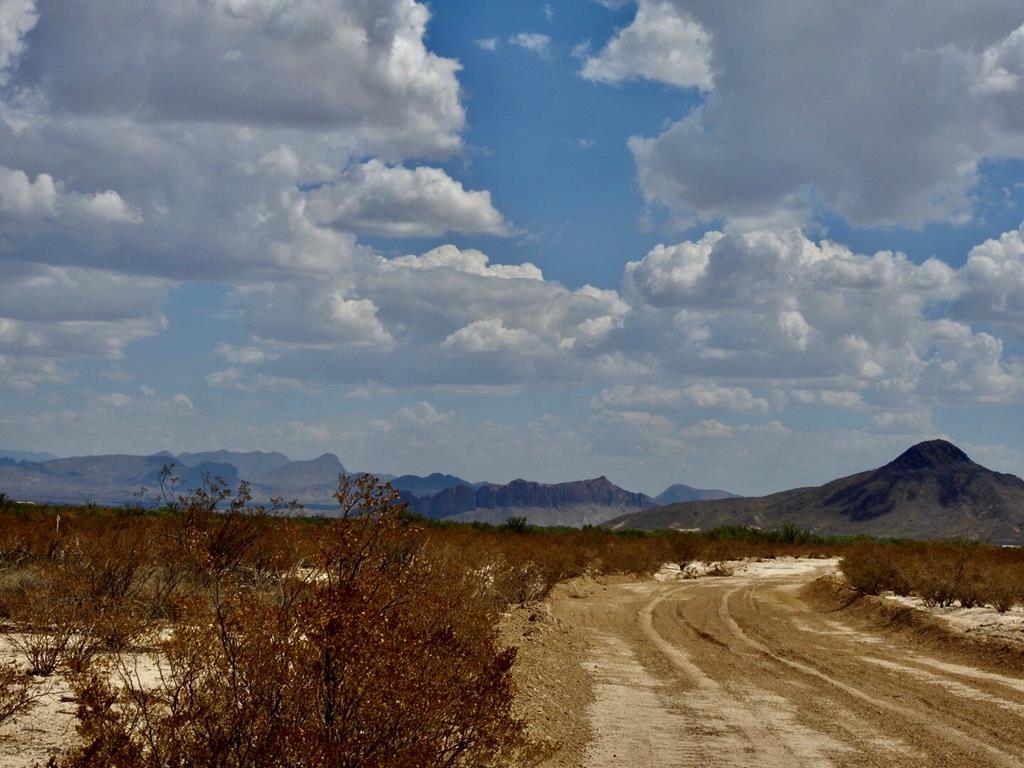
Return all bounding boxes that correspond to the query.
[409,476,655,527]
[605,440,1024,543]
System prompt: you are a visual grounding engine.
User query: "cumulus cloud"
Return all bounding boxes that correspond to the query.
[581,0,713,90]
[15,0,463,157]
[305,161,508,237]
[957,223,1024,334]
[0,0,471,292]
[627,2,1024,228]
[623,226,1020,405]
[0,165,140,223]
[385,245,542,280]
[441,319,534,354]
[238,282,394,348]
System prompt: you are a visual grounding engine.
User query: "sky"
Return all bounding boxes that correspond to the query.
[1,0,1024,496]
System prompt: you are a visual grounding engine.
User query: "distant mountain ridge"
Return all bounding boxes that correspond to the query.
[390,473,470,497]
[177,451,290,479]
[655,483,739,505]
[0,448,733,526]
[0,454,240,505]
[606,440,1024,544]
[0,450,58,463]
[406,476,655,527]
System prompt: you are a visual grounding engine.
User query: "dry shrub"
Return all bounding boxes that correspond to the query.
[842,539,1024,612]
[0,661,35,725]
[976,564,1022,613]
[840,541,904,595]
[56,476,527,768]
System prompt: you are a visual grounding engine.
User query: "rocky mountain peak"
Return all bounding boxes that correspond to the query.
[887,440,974,472]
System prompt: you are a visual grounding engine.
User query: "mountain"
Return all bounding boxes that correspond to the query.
[655,483,738,505]
[0,451,347,507]
[408,476,655,527]
[0,450,58,463]
[246,453,349,506]
[0,454,238,505]
[390,473,470,497]
[605,440,1024,544]
[176,451,290,480]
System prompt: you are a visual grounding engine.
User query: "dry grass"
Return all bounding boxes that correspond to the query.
[0,479,847,766]
[841,540,1024,612]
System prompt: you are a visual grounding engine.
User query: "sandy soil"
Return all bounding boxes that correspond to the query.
[535,557,1024,768]
[881,593,1024,647]
[0,644,163,768]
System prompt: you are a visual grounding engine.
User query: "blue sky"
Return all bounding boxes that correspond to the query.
[2,0,1024,495]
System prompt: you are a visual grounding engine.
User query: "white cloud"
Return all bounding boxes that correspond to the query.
[93,388,195,414]
[594,383,769,413]
[789,389,865,409]
[958,223,1024,334]
[441,319,534,354]
[474,37,499,51]
[215,344,279,365]
[0,165,140,223]
[582,0,713,90]
[628,4,1024,228]
[15,0,464,158]
[623,226,1019,405]
[0,264,171,389]
[0,0,35,85]
[305,160,508,237]
[0,165,55,216]
[509,33,551,56]
[73,189,142,224]
[385,245,542,280]
[681,419,789,440]
[240,282,394,349]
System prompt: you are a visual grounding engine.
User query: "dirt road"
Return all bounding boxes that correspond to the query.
[551,559,1024,768]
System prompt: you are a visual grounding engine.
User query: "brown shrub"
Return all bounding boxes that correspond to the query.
[0,661,35,726]
[55,475,527,768]
[840,541,904,595]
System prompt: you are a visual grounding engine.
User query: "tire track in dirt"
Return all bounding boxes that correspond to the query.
[550,559,1024,768]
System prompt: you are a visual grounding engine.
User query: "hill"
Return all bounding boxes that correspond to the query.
[407,476,655,527]
[605,440,1024,543]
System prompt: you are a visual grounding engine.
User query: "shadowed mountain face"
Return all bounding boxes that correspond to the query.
[406,476,655,527]
[605,440,1024,544]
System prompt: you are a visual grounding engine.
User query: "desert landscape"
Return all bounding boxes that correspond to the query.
[2,449,1024,766]
[4,0,1024,765]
